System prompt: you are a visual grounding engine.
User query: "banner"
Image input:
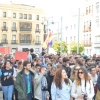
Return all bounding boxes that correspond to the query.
[0,47,11,54]
[15,51,27,61]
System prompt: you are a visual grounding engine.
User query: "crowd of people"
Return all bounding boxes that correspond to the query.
[0,48,100,100]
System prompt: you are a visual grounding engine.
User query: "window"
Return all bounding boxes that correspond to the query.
[71,25,72,30]
[3,22,6,29]
[66,37,67,43]
[2,34,7,42]
[89,20,91,31]
[12,22,16,30]
[19,13,23,19]
[74,36,76,41]
[28,14,32,20]
[3,12,6,17]
[70,37,72,42]
[89,34,91,41]
[74,24,76,29]
[36,15,39,20]
[24,14,27,19]
[92,5,93,13]
[36,24,39,31]
[96,16,99,27]
[96,2,99,13]
[86,7,88,15]
[84,22,85,32]
[36,36,39,42]
[12,35,16,43]
[89,6,91,13]
[13,13,16,18]
[12,35,16,40]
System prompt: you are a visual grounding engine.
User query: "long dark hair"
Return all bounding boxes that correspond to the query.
[76,67,90,85]
[53,68,69,89]
[4,60,11,69]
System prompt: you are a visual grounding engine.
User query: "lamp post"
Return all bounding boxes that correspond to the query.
[60,16,63,54]
[77,8,80,54]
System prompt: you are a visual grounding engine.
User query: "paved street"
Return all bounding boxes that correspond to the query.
[0,91,3,100]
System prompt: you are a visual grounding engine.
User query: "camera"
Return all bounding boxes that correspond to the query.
[83,94,88,100]
[42,86,48,91]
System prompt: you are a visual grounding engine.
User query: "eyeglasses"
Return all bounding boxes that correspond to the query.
[78,72,84,74]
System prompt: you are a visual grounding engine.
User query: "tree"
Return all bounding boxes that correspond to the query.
[70,42,84,53]
[52,41,67,53]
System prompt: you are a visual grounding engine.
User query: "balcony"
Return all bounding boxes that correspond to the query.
[11,40,18,44]
[2,27,8,32]
[12,27,17,32]
[35,41,41,45]
[1,40,8,44]
[20,28,31,32]
[35,29,41,33]
[20,40,31,44]
[83,40,92,46]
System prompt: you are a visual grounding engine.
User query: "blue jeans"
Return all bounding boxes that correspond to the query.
[2,85,14,100]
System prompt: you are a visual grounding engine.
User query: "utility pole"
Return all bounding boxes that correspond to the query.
[60,17,62,54]
[58,22,59,41]
[77,8,80,54]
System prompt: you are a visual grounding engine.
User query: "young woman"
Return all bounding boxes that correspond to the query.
[70,66,80,82]
[71,67,94,100]
[51,68,72,100]
[0,60,14,100]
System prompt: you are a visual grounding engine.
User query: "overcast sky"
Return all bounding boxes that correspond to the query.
[0,0,84,18]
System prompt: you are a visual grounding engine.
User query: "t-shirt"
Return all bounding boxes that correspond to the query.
[1,69,14,86]
[24,73,32,94]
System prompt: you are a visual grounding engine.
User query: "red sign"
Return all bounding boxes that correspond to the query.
[15,51,27,61]
[0,47,11,54]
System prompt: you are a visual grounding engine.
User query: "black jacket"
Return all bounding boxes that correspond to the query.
[62,65,71,78]
[97,73,100,90]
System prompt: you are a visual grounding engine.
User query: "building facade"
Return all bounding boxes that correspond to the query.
[0,2,46,53]
[62,15,83,54]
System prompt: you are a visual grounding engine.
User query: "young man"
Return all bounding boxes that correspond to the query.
[62,57,71,78]
[15,61,35,100]
[35,64,41,75]
[34,67,49,100]
[26,49,32,62]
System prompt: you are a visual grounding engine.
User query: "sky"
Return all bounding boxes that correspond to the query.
[0,0,84,32]
[0,0,84,18]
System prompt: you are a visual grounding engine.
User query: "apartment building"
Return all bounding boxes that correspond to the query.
[93,0,100,55]
[0,2,46,53]
[82,0,93,55]
[62,15,83,53]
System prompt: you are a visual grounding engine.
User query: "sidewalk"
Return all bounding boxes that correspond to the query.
[0,91,3,100]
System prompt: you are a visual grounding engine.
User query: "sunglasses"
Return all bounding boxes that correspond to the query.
[78,72,84,74]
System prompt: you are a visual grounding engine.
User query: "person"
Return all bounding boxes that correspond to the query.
[14,61,23,100]
[90,65,98,98]
[96,65,100,100]
[46,67,56,100]
[62,57,71,78]
[14,61,35,100]
[26,49,32,62]
[51,68,72,100]
[0,60,14,100]
[56,56,62,65]
[34,66,49,100]
[30,48,36,60]
[35,64,41,75]
[70,66,80,82]
[71,67,94,100]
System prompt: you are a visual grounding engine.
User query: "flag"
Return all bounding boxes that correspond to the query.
[43,30,53,49]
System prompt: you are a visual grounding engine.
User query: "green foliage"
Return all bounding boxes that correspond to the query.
[52,41,67,53]
[70,42,84,53]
